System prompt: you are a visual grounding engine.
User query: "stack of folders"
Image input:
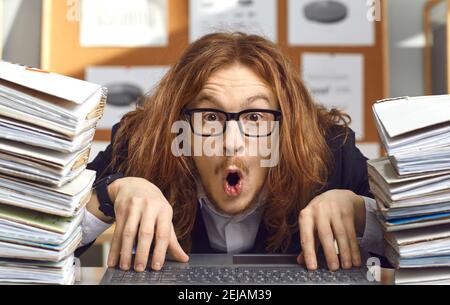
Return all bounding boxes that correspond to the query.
[0,61,106,284]
[370,95,450,284]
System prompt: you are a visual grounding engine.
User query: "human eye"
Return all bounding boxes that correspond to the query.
[243,112,265,122]
[203,112,220,122]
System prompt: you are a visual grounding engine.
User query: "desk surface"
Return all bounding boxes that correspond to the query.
[77,267,395,285]
[78,267,107,285]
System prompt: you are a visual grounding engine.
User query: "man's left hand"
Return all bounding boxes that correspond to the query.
[297,189,366,271]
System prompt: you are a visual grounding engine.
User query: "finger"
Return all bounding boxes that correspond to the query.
[119,204,142,270]
[344,219,361,267]
[297,252,305,265]
[317,216,340,271]
[151,205,172,271]
[133,209,158,272]
[108,209,125,267]
[331,217,352,269]
[299,209,317,270]
[167,225,189,263]
[298,234,320,265]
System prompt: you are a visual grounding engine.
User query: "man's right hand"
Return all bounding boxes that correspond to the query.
[105,177,189,272]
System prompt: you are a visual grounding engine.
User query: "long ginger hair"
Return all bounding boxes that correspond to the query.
[109,32,350,252]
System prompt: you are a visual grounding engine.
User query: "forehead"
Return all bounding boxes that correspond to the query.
[192,64,278,110]
[204,64,270,91]
[196,63,278,108]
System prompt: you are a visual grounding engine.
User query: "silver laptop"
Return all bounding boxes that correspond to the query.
[100,251,378,285]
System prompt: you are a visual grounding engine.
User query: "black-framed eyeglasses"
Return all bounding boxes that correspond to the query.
[183,108,282,137]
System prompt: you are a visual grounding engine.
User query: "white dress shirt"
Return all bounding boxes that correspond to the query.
[196,182,265,253]
[79,189,384,256]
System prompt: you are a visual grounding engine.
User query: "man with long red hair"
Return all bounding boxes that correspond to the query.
[77,32,383,272]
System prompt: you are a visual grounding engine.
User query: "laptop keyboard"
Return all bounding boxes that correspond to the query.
[109,266,368,284]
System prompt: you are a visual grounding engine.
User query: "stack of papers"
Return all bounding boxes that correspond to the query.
[0,256,76,285]
[394,267,450,285]
[0,116,95,153]
[368,158,450,225]
[0,170,95,217]
[384,225,450,269]
[373,95,450,175]
[0,61,106,138]
[0,61,105,284]
[0,138,91,187]
[370,95,450,285]
[0,205,83,262]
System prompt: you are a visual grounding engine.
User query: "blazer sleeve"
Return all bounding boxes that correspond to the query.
[75,122,124,257]
[286,126,374,254]
[322,126,373,199]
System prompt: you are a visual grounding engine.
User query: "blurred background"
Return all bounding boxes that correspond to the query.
[1,0,448,267]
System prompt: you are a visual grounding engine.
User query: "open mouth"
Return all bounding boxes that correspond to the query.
[223,169,243,197]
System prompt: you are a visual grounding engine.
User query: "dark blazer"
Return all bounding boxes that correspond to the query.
[75,122,373,257]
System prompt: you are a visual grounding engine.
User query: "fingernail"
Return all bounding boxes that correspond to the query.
[108,256,116,266]
[153,262,161,270]
[136,264,144,272]
[121,263,129,270]
[331,262,339,270]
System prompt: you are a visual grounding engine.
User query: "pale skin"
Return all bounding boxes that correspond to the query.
[87,63,367,272]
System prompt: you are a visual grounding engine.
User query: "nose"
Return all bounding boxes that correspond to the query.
[224,120,245,156]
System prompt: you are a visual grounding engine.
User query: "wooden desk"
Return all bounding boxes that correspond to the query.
[77,267,107,285]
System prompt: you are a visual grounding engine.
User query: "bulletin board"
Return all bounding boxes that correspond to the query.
[41,0,389,147]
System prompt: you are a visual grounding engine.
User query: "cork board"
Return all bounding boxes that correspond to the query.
[41,0,389,146]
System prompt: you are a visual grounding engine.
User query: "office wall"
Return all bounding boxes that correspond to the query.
[1,0,42,67]
[388,0,427,97]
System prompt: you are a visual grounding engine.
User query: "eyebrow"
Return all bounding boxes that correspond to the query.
[243,94,271,108]
[194,92,272,109]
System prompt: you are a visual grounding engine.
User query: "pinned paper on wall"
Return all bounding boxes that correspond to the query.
[301,53,365,140]
[288,0,374,46]
[80,0,168,47]
[189,0,277,42]
[85,66,170,129]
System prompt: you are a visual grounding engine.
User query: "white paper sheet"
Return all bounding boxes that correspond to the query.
[373,95,450,138]
[80,0,168,47]
[0,255,75,285]
[189,0,277,42]
[288,0,375,46]
[301,53,365,140]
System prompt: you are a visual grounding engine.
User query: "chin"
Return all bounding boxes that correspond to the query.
[215,194,255,215]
